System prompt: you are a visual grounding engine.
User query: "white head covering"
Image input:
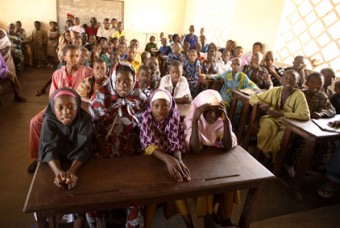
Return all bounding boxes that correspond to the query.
[0,29,11,50]
[151,90,171,104]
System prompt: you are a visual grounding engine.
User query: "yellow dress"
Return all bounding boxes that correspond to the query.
[249,86,310,157]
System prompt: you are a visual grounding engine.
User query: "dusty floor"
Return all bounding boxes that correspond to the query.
[0,68,339,227]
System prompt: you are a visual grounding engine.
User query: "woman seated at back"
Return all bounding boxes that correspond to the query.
[183,89,239,228]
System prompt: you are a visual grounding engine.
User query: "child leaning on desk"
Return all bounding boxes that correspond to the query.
[39,88,94,189]
[140,89,194,228]
[183,89,239,228]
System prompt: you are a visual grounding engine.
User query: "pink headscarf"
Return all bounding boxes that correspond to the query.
[183,89,237,150]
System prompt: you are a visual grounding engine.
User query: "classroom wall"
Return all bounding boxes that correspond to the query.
[0,0,57,33]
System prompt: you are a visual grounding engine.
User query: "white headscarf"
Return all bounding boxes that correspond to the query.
[0,28,11,50]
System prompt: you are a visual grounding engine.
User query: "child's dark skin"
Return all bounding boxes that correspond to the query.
[304,76,324,119]
[190,101,233,153]
[169,65,190,103]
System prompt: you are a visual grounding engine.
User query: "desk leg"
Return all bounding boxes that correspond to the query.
[274,126,292,176]
[293,139,316,192]
[228,95,237,120]
[237,101,249,141]
[238,184,262,228]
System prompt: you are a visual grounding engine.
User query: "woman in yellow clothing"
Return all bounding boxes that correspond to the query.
[249,70,310,160]
[183,89,239,228]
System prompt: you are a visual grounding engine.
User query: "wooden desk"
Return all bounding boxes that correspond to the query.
[23,146,274,228]
[177,103,193,119]
[228,90,251,141]
[275,116,340,199]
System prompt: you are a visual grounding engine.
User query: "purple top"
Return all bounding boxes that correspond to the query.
[184,34,198,49]
[0,54,8,79]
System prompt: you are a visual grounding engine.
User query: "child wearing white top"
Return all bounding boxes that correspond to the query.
[159,60,192,103]
[216,49,232,74]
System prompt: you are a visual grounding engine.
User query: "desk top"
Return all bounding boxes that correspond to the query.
[23,146,274,215]
[284,115,340,138]
[177,103,193,118]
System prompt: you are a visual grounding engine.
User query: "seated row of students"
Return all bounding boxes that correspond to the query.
[36,50,239,227]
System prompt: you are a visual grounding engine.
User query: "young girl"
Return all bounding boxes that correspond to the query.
[183,89,239,228]
[46,21,59,68]
[216,49,232,74]
[39,87,94,227]
[140,89,193,228]
[88,63,146,227]
[29,21,47,68]
[39,87,94,189]
[183,49,202,97]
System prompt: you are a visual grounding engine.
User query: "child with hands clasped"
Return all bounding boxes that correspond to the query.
[140,89,194,228]
[39,88,94,189]
[183,90,239,228]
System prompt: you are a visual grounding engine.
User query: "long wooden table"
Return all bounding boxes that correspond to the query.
[23,146,275,228]
[275,116,340,200]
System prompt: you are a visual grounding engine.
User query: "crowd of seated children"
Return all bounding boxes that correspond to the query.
[88,63,146,227]
[0,29,26,102]
[140,89,193,228]
[183,90,239,228]
[249,70,310,164]
[159,60,192,103]
[243,52,272,89]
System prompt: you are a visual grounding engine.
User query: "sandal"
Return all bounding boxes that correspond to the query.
[35,90,45,96]
[318,182,337,198]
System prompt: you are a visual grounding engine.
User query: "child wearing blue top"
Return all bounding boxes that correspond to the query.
[183,49,202,97]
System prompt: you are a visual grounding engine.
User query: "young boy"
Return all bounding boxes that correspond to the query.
[159,60,192,103]
[249,70,310,160]
[233,46,247,67]
[201,49,217,74]
[244,41,263,63]
[130,39,142,64]
[118,41,128,61]
[109,52,120,76]
[29,21,47,67]
[28,44,92,173]
[183,49,202,97]
[331,81,340,114]
[285,55,308,88]
[77,58,108,107]
[146,57,161,90]
[78,47,90,67]
[141,51,151,66]
[137,65,152,97]
[321,68,336,99]
[216,49,232,74]
[123,46,140,73]
[303,72,336,119]
[145,36,157,54]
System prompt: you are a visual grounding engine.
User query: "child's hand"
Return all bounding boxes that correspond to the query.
[165,156,191,182]
[311,112,322,119]
[219,101,228,121]
[258,101,270,112]
[328,121,340,129]
[54,170,66,188]
[193,103,210,121]
[267,110,283,118]
[65,171,78,189]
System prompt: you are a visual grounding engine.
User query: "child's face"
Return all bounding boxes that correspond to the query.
[183,43,190,52]
[130,41,139,49]
[99,39,107,47]
[207,50,216,62]
[172,43,180,53]
[91,52,99,64]
[72,39,82,48]
[94,45,102,54]
[194,43,202,52]
[118,44,126,53]
[34,22,40,29]
[231,58,242,72]
[65,32,72,42]
[222,51,230,62]
[64,49,80,68]
[150,37,155,43]
[127,48,137,60]
[306,77,323,94]
[141,53,149,65]
[88,35,97,45]
[137,69,149,81]
[250,53,261,69]
[161,38,167,46]
[152,99,170,122]
[322,71,335,87]
[78,50,89,64]
[54,95,77,126]
[169,66,182,84]
[281,72,298,89]
[189,51,197,62]
[110,53,120,66]
[226,41,233,50]
[264,53,274,67]
[200,36,206,45]
[235,48,243,57]
[253,44,261,53]
[112,39,119,47]
[8,24,15,33]
[293,57,305,69]
[50,23,57,30]
[203,107,221,124]
[93,62,107,84]
[103,20,110,29]
[106,44,114,54]
[115,71,134,97]
[148,59,159,72]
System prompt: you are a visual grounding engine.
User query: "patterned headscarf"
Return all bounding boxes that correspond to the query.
[140,89,185,155]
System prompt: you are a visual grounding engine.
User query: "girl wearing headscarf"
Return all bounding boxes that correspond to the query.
[140,89,193,228]
[183,89,239,228]
[39,87,94,189]
[0,28,26,102]
[88,63,146,228]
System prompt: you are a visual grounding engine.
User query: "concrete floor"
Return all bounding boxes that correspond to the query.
[0,68,339,227]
